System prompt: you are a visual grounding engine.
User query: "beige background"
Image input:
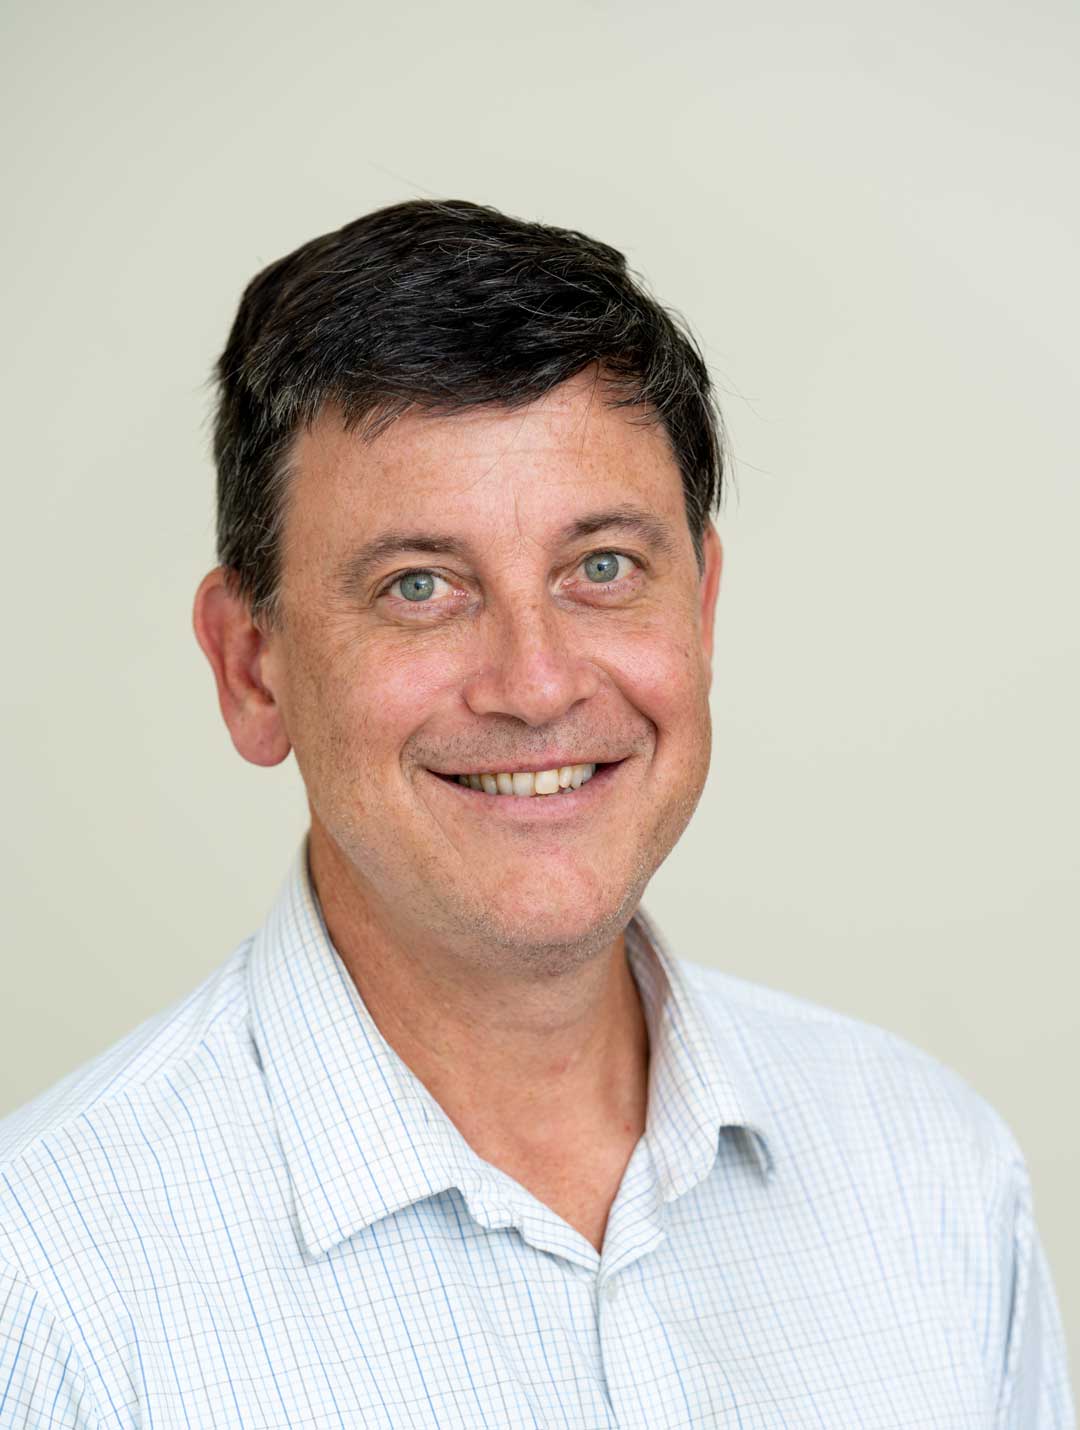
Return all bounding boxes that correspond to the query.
[2,0,1076,1380]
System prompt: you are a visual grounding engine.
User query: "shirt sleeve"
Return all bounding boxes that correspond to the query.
[995,1154,1075,1428]
[0,1260,103,1429]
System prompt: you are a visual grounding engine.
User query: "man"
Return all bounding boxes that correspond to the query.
[0,200,1072,1428]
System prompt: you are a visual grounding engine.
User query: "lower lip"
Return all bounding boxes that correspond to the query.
[424,762,624,819]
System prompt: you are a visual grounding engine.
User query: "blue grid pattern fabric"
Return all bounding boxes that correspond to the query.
[0,839,1073,1427]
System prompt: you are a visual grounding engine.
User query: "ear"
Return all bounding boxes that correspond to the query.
[697,523,723,686]
[192,568,292,767]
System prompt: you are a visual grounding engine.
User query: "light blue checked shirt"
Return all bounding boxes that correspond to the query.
[0,839,1073,1427]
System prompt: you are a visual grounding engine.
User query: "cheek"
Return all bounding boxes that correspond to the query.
[291,632,457,768]
[602,620,709,734]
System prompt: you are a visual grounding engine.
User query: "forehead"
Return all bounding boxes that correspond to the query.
[284,372,689,551]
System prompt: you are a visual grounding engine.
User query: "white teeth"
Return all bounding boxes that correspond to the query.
[447,763,599,796]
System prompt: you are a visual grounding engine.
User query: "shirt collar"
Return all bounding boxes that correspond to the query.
[248,838,775,1259]
[626,905,775,1196]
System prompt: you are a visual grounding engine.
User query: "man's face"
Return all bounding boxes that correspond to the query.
[261,369,722,971]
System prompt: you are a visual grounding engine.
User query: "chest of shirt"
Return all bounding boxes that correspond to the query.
[71,1142,992,1427]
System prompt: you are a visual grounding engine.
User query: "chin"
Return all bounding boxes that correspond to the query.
[447,861,649,974]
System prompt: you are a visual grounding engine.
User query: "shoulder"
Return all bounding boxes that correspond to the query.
[679,957,1026,1191]
[680,962,1073,1422]
[0,938,257,1272]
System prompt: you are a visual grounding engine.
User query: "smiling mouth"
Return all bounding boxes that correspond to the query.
[430,762,611,797]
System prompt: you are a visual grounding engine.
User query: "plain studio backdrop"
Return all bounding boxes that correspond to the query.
[2,0,1076,1378]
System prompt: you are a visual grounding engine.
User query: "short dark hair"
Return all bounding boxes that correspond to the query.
[211,198,726,629]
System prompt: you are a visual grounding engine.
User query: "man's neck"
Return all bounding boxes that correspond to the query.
[308,831,651,1250]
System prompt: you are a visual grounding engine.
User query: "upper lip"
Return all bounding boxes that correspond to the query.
[425,755,624,775]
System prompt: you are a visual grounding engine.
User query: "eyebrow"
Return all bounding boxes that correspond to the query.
[333,504,681,595]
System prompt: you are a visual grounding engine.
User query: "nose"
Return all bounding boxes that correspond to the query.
[461,596,601,727]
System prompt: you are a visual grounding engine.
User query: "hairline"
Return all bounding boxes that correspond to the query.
[247,386,708,634]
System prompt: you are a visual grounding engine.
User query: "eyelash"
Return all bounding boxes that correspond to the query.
[378,549,642,606]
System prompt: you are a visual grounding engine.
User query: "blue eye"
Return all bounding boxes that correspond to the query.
[583,551,622,583]
[397,571,437,602]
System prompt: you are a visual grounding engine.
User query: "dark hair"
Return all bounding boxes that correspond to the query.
[211,198,726,630]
